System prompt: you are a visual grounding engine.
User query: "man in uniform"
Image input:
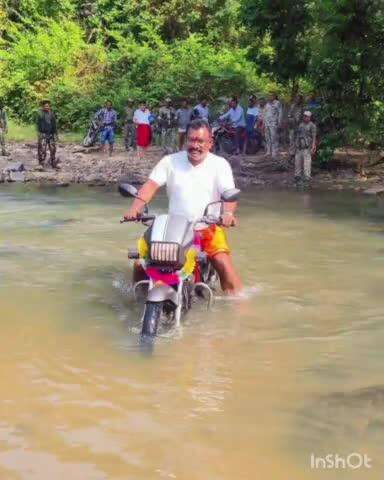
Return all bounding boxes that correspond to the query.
[287,94,304,161]
[262,92,282,161]
[294,110,317,185]
[158,98,176,153]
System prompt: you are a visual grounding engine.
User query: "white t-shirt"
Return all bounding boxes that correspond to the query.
[149,151,235,221]
[133,109,151,125]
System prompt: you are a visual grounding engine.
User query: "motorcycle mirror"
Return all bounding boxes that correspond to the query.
[221,188,241,202]
[118,183,139,198]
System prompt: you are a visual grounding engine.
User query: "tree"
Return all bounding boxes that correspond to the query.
[241,0,311,93]
[310,0,384,146]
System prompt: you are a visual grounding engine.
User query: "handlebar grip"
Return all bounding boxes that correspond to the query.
[199,216,236,227]
[139,215,155,222]
[120,215,155,223]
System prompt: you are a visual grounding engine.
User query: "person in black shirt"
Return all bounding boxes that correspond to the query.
[36,100,58,168]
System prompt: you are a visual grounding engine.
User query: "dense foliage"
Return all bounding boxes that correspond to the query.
[0,0,383,148]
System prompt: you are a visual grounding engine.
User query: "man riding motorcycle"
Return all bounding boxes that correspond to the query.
[124,119,242,295]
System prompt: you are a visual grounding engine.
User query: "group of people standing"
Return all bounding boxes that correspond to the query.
[216,92,317,183]
[0,92,318,183]
[94,98,209,159]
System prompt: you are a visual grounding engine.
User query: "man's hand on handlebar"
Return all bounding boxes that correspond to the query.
[123,204,144,222]
[221,211,237,228]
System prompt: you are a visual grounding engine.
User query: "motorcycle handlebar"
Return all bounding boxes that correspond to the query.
[120,215,156,224]
[199,216,235,227]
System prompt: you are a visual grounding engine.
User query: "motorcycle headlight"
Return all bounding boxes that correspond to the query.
[150,242,179,264]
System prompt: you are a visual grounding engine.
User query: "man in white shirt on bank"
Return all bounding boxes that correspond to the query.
[219,97,246,155]
[124,119,242,294]
[193,99,209,121]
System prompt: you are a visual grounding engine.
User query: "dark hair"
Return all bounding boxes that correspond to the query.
[186,118,212,136]
[41,100,50,106]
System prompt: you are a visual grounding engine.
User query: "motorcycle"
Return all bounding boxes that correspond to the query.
[83,118,101,147]
[212,120,262,156]
[119,183,240,352]
[212,120,238,155]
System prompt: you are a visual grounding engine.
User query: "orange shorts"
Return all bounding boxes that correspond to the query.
[199,225,230,258]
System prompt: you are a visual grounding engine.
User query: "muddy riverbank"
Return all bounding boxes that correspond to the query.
[1,141,384,194]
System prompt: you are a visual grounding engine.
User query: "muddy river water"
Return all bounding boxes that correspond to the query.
[1,184,384,479]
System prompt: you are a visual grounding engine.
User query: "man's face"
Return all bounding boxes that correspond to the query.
[303,114,311,123]
[296,95,303,104]
[229,100,237,109]
[201,100,207,107]
[268,94,275,103]
[140,103,146,111]
[106,102,112,110]
[249,98,256,107]
[42,103,50,112]
[187,127,212,165]
[181,100,187,108]
[127,101,133,107]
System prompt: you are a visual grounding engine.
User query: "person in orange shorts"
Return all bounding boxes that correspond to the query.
[124,119,242,294]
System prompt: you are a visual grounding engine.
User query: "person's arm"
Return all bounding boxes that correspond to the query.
[219,110,230,121]
[124,156,169,219]
[52,113,58,137]
[311,124,317,154]
[36,111,42,134]
[278,102,283,127]
[217,160,238,227]
[124,180,160,220]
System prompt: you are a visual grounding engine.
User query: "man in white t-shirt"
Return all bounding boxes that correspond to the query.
[124,119,242,294]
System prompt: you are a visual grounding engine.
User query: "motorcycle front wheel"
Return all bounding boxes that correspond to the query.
[140,301,162,352]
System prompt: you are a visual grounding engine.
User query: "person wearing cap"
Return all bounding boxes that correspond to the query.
[158,98,176,153]
[262,92,282,161]
[0,101,8,156]
[123,99,136,151]
[294,110,317,184]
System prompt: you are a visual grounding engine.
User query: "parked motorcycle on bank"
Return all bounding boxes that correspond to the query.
[212,120,262,156]
[83,118,101,147]
[119,183,240,352]
[212,120,238,155]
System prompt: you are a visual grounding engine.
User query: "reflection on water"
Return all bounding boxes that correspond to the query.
[0,184,384,479]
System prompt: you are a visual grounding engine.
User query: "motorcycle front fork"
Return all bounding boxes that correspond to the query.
[134,278,183,329]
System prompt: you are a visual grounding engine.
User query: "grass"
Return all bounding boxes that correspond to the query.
[7,118,83,143]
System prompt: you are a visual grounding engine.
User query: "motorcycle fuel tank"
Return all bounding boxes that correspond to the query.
[148,214,194,246]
